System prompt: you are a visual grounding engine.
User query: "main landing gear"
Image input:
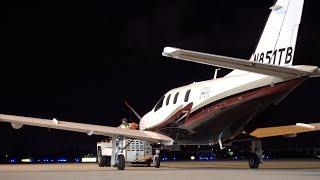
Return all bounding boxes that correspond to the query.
[248,140,263,169]
[153,149,161,168]
[117,154,125,170]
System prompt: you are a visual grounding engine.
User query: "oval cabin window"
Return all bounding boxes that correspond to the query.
[184,90,191,102]
[173,92,179,104]
[166,94,171,105]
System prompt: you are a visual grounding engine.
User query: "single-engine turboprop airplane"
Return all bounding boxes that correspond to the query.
[1,0,320,170]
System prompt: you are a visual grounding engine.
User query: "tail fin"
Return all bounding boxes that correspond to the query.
[250,0,304,66]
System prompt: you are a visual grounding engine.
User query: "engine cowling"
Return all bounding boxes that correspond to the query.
[11,123,23,129]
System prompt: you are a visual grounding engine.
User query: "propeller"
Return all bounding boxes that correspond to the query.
[124,101,142,121]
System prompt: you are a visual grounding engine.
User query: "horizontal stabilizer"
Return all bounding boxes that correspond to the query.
[162,47,319,79]
[249,122,320,138]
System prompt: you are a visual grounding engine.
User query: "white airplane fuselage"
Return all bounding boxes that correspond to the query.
[139,68,308,145]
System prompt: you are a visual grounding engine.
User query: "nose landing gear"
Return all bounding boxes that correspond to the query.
[117,154,125,170]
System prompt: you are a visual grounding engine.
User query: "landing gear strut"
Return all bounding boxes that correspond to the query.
[249,140,263,169]
[110,136,127,170]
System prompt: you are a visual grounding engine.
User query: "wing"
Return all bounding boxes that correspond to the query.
[0,114,173,145]
[162,47,320,79]
[249,123,320,138]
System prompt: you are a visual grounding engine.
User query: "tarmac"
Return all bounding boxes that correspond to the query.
[0,160,320,180]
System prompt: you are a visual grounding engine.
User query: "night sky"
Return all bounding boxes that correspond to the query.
[1,0,320,155]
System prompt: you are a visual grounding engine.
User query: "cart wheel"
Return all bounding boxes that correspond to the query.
[106,156,111,167]
[154,157,160,168]
[117,154,125,170]
[97,147,107,167]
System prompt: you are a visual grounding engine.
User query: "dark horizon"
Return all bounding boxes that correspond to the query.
[1,0,320,154]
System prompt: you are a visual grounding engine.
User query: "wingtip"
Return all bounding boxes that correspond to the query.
[163,47,179,54]
[296,123,315,129]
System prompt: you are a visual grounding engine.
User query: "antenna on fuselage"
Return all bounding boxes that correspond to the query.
[214,68,221,79]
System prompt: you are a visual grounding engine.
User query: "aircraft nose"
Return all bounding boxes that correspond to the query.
[139,112,151,130]
[139,116,146,130]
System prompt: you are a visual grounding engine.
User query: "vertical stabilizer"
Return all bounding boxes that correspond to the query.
[250,0,304,66]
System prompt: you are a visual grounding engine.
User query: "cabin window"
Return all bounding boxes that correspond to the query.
[173,92,179,104]
[166,94,171,105]
[154,96,165,112]
[184,89,191,102]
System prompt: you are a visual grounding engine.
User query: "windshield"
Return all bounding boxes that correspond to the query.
[154,95,165,112]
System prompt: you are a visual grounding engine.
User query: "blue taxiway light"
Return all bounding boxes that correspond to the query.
[199,157,209,160]
[74,158,81,163]
[9,159,17,163]
[57,157,68,163]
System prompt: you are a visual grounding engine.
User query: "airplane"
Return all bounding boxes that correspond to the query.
[1,0,320,170]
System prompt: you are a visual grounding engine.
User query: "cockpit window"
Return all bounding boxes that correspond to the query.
[166,94,171,105]
[184,89,191,102]
[154,96,165,112]
[173,92,179,104]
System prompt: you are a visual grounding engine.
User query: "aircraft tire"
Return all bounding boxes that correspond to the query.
[117,154,125,170]
[248,153,260,169]
[154,157,160,168]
